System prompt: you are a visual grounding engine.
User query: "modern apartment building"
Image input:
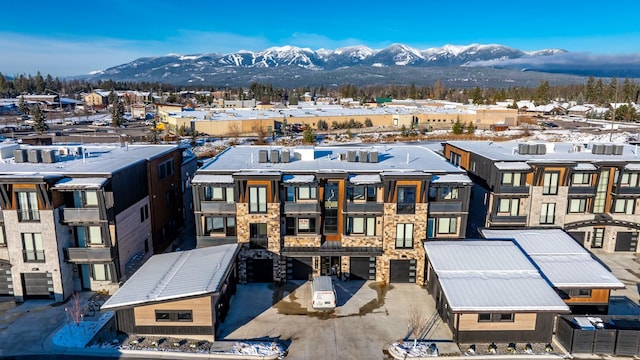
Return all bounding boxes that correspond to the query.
[191,145,472,285]
[0,142,184,301]
[443,141,640,252]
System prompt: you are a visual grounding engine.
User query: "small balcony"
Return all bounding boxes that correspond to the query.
[196,236,238,247]
[284,202,321,214]
[200,201,236,214]
[489,214,528,225]
[568,186,596,195]
[612,185,640,195]
[496,186,530,194]
[344,202,384,214]
[60,208,101,223]
[428,202,463,213]
[64,247,115,263]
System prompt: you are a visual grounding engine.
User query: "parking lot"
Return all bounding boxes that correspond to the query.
[217,280,458,360]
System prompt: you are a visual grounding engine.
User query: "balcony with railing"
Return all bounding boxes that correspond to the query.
[428,202,463,213]
[489,214,528,225]
[60,207,101,223]
[200,201,237,214]
[64,247,115,263]
[612,185,640,195]
[344,202,384,214]
[196,236,238,247]
[284,202,321,214]
[568,186,597,195]
[496,185,530,194]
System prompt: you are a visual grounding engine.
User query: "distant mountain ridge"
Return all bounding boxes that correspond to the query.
[83,43,631,87]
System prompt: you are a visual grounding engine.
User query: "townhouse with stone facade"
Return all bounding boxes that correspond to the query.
[0,142,189,302]
[191,144,472,285]
[443,141,640,253]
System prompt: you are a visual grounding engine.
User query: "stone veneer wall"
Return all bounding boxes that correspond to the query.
[379,203,428,285]
[235,203,282,283]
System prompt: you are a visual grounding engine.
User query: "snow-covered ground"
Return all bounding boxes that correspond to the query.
[53,312,114,348]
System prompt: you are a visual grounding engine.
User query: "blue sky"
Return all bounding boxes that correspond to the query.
[2,0,639,77]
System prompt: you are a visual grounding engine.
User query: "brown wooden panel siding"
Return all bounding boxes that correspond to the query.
[533,166,569,186]
[457,313,537,331]
[393,180,424,203]
[134,296,214,327]
[565,289,610,304]
[442,144,470,170]
[455,313,555,343]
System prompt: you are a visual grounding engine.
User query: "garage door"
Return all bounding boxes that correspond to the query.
[0,268,12,296]
[22,272,53,299]
[568,231,586,246]
[286,257,312,280]
[615,232,638,252]
[350,257,376,280]
[246,259,273,283]
[389,259,416,283]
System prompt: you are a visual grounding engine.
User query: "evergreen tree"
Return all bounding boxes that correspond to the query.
[111,101,124,127]
[470,87,483,104]
[585,76,596,103]
[18,96,29,114]
[452,119,464,134]
[31,106,48,132]
[534,80,551,105]
[302,126,316,144]
[467,122,476,134]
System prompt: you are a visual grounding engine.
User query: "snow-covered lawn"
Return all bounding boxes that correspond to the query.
[53,312,114,348]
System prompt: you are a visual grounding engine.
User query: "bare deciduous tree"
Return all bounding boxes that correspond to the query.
[408,306,429,347]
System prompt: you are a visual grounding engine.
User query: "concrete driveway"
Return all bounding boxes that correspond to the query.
[217,280,457,360]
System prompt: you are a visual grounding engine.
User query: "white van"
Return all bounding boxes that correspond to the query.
[311,276,337,310]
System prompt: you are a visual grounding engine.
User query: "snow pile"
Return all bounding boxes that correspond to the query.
[389,340,438,358]
[53,312,114,348]
[218,341,286,358]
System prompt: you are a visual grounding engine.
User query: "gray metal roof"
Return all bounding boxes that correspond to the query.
[480,228,625,289]
[447,141,640,164]
[102,244,239,310]
[53,177,108,189]
[198,145,466,175]
[424,241,569,312]
[0,143,178,176]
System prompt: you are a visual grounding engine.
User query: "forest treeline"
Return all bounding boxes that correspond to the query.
[1,72,638,107]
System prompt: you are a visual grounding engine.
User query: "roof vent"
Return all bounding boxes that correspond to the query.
[359,150,368,163]
[347,150,356,162]
[270,149,279,163]
[281,150,290,163]
[28,149,42,163]
[41,149,56,163]
[370,151,379,163]
[14,149,27,163]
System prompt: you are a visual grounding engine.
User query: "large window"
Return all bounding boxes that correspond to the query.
[73,190,98,207]
[347,186,376,202]
[501,172,522,186]
[286,186,317,201]
[347,217,376,236]
[497,198,519,216]
[571,173,591,186]
[0,225,5,247]
[17,191,39,221]
[285,218,317,236]
[613,198,635,214]
[542,172,559,195]
[323,182,339,234]
[248,186,267,213]
[204,186,234,203]
[437,217,457,234]
[158,159,174,180]
[77,226,103,246]
[204,217,236,236]
[22,233,44,262]
[249,223,268,248]
[430,187,459,201]
[568,198,588,213]
[92,264,112,281]
[620,172,640,187]
[540,203,556,224]
[395,223,414,249]
[397,186,416,214]
[449,152,461,166]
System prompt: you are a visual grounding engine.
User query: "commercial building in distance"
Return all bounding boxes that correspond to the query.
[0,142,187,301]
[191,144,472,285]
[443,141,640,252]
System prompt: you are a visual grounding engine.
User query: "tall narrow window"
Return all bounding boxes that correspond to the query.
[248,186,267,213]
[395,224,414,249]
[249,223,268,248]
[592,228,605,248]
[92,264,112,281]
[17,191,39,221]
[397,186,416,214]
[22,233,44,262]
[323,182,339,234]
[540,203,556,224]
[542,172,559,195]
[593,170,609,213]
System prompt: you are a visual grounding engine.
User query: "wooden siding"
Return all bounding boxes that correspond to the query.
[442,144,470,170]
[564,288,610,304]
[455,312,555,343]
[457,313,537,331]
[134,296,213,327]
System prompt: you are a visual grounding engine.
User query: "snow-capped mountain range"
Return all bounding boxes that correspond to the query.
[85,43,625,87]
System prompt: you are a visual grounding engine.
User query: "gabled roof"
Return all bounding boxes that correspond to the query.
[479,228,624,289]
[424,241,569,312]
[102,244,239,310]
